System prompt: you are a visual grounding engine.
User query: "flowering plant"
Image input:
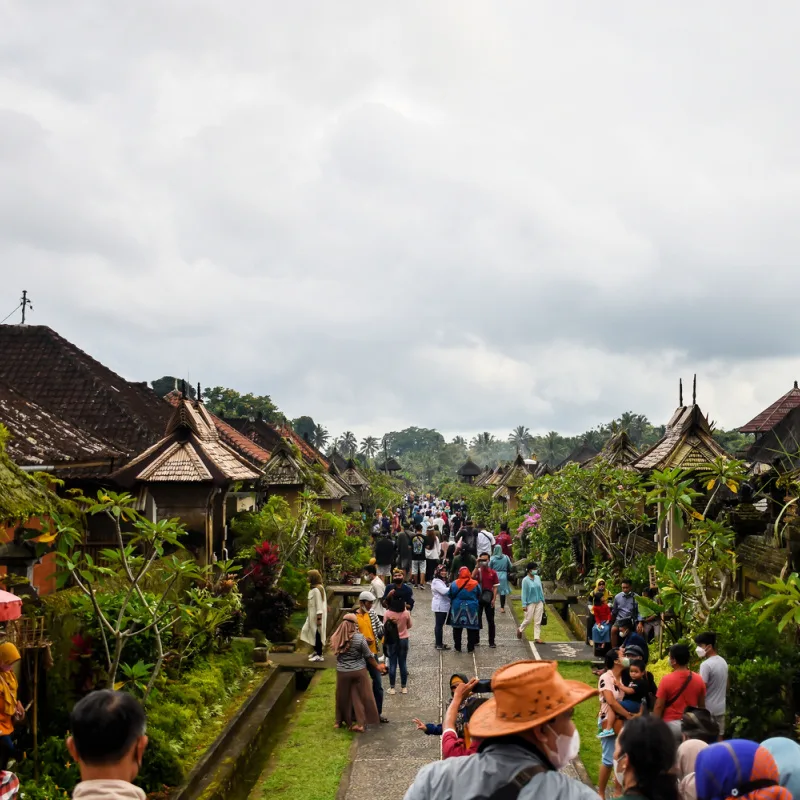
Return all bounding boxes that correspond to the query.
[249,540,280,587]
[517,506,541,534]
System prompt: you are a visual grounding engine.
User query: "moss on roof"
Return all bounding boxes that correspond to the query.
[0,424,60,523]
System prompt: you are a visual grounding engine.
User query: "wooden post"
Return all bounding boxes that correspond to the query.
[33,621,40,781]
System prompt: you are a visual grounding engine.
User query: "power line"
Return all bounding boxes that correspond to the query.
[0,303,21,324]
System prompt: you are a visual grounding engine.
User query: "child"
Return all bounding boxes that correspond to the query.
[598,660,641,738]
[591,592,612,656]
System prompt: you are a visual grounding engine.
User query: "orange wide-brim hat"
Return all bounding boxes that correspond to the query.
[469,660,598,738]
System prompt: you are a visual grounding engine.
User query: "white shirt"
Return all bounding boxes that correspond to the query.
[477,529,496,556]
[425,537,441,560]
[432,517,445,533]
[370,576,386,615]
[431,577,451,612]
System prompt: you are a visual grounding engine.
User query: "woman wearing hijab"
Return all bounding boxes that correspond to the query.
[430,563,451,651]
[0,643,21,769]
[695,741,793,800]
[331,613,385,732]
[300,570,327,662]
[762,739,800,800]
[448,566,481,653]
[489,545,512,613]
[612,715,678,800]
[677,740,709,800]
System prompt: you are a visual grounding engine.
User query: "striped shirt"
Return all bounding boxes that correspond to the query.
[336,632,372,672]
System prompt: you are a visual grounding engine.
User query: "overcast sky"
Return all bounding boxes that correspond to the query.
[2,2,799,441]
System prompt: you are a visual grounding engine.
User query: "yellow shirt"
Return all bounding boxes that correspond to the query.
[356,610,377,655]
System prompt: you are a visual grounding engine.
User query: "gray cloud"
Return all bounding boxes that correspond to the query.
[2,1,800,444]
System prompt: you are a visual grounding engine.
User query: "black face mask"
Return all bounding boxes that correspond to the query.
[394,578,403,585]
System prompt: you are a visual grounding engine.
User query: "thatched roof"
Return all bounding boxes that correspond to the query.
[633,405,728,471]
[556,442,600,469]
[0,425,60,523]
[259,440,308,487]
[376,457,402,472]
[739,382,800,434]
[583,430,639,469]
[342,458,370,488]
[457,458,482,477]
[492,454,532,499]
[745,405,800,474]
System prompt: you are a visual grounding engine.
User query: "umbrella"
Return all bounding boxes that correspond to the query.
[0,591,22,622]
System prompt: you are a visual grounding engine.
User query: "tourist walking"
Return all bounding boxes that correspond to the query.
[362,564,386,618]
[68,690,149,800]
[300,570,327,662]
[430,563,451,651]
[476,523,495,558]
[448,566,481,653]
[474,552,499,648]
[694,632,728,736]
[383,568,415,611]
[411,525,427,588]
[455,519,478,558]
[374,533,395,585]
[516,562,545,643]
[331,613,385,732]
[612,715,678,800]
[424,529,441,584]
[489,544,512,612]
[356,591,388,724]
[396,527,412,581]
[404,660,598,800]
[496,522,513,559]
[695,740,792,800]
[383,595,413,694]
[653,644,706,742]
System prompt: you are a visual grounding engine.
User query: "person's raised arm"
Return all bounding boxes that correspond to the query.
[444,679,478,732]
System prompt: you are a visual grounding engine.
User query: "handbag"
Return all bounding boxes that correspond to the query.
[481,589,494,605]
[541,607,548,626]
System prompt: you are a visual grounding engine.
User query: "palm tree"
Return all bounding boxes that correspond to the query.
[360,436,379,459]
[340,431,358,457]
[311,424,330,450]
[452,436,467,447]
[508,425,532,456]
[542,431,561,464]
[470,432,496,449]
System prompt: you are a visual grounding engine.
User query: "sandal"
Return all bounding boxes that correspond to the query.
[351,724,365,732]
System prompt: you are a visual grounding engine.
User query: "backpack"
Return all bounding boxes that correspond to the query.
[461,529,477,556]
[412,535,425,556]
[383,617,400,644]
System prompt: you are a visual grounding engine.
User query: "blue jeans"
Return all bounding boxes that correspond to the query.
[434,611,448,647]
[387,639,409,688]
[621,698,643,714]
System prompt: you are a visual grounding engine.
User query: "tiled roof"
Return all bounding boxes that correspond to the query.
[277,424,329,468]
[739,382,800,433]
[746,405,800,472]
[633,405,728,471]
[223,417,284,456]
[212,416,271,465]
[0,325,170,456]
[113,398,260,485]
[0,380,123,470]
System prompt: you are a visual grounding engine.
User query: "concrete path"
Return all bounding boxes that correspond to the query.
[338,592,588,800]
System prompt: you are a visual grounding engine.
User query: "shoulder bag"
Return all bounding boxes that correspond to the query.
[663,671,694,709]
[486,764,547,800]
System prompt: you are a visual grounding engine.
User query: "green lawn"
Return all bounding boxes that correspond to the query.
[557,662,601,787]
[254,669,353,800]
[507,598,575,642]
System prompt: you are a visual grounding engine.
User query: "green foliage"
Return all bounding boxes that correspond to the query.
[753,572,800,632]
[292,415,316,442]
[150,376,194,398]
[727,658,791,740]
[230,495,295,552]
[279,563,311,600]
[202,386,283,423]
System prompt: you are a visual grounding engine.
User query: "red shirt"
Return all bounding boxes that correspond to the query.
[496,532,513,558]
[656,670,706,722]
[593,604,612,624]
[476,566,499,591]
[442,729,480,759]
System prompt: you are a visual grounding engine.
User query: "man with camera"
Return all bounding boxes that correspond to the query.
[404,660,599,800]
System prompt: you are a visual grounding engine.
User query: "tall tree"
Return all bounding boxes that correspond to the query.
[452,436,467,446]
[203,386,282,422]
[292,416,316,442]
[340,431,358,457]
[541,431,562,464]
[360,436,379,459]
[311,424,330,450]
[508,425,533,456]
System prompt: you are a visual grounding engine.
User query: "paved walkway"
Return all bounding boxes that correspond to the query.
[338,593,589,800]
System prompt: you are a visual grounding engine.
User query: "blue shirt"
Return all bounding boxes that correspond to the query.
[521,574,544,605]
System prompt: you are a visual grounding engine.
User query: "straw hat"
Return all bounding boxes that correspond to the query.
[469,660,597,738]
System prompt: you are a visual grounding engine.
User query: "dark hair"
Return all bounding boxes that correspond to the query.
[621,577,632,586]
[70,690,146,765]
[681,707,719,744]
[500,522,509,532]
[669,643,690,667]
[619,618,633,631]
[694,632,717,649]
[592,592,605,606]
[604,648,621,670]
[618,716,678,800]
[526,562,539,573]
[465,519,474,526]
[414,524,423,532]
[629,659,646,672]
[645,587,659,598]
[363,564,377,576]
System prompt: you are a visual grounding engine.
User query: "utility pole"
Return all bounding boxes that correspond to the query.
[384,439,389,476]
[20,290,33,324]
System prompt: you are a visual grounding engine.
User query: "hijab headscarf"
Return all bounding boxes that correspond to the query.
[434,563,449,582]
[593,578,610,603]
[489,544,508,572]
[330,613,358,656]
[455,566,478,592]
[0,643,20,718]
[696,740,792,800]
[762,739,800,800]
[678,740,709,800]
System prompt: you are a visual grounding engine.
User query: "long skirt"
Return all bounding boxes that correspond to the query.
[335,668,380,728]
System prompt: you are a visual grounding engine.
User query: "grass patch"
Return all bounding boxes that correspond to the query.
[255,669,353,800]
[557,662,601,787]
[507,598,575,642]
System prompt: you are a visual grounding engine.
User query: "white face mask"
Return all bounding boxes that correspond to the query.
[613,755,627,786]
[543,725,580,769]
[695,645,707,659]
